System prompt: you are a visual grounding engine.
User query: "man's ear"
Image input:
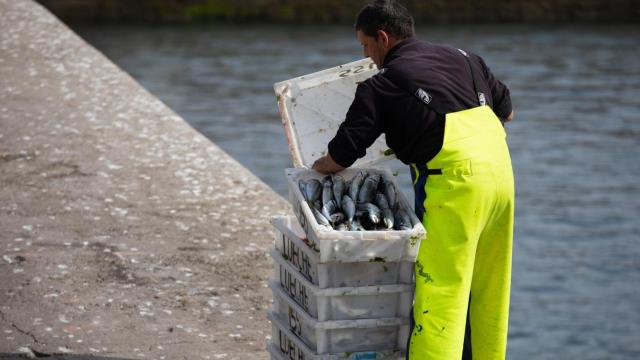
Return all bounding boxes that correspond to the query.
[376,30,389,46]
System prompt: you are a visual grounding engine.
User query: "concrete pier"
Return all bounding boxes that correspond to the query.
[0,1,290,358]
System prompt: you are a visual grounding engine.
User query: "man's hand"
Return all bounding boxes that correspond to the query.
[504,110,514,123]
[312,154,345,174]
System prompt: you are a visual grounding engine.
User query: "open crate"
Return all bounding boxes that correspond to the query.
[286,167,424,263]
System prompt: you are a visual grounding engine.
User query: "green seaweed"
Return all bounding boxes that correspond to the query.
[415,260,434,283]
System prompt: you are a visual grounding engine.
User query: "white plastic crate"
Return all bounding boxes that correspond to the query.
[270,283,409,354]
[267,317,404,360]
[267,342,403,360]
[271,249,413,321]
[286,167,425,263]
[271,215,414,288]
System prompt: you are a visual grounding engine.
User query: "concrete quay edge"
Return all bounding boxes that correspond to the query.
[0,0,291,358]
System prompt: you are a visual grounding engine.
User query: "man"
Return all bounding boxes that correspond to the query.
[312,1,515,359]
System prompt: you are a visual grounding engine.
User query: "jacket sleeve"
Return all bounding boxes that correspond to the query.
[328,81,382,168]
[475,55,513,120]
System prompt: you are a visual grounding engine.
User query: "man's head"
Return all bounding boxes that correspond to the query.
[355,0,415,68]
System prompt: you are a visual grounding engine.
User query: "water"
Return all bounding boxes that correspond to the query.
[75,24,640,359]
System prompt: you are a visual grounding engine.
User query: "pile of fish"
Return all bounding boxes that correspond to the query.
[298,171,413,231]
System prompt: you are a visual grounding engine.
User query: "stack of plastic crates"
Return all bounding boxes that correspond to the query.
[266,169,425,360]
[268,59,426,359]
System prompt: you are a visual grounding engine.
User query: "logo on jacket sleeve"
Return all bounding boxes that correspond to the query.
[415,88,432,104]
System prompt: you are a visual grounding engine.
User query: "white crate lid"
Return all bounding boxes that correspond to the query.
[274,58,395,169]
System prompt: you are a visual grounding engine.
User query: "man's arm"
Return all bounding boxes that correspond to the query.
[323,81,382,169]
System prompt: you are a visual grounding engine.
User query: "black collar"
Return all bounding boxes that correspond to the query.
[382,37,420,68]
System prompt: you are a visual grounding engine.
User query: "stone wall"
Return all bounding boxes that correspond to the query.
[36,0,640,23]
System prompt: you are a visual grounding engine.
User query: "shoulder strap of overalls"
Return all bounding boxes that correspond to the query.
[457,48,487,107]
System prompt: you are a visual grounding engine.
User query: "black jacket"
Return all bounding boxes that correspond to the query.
[328,37,512,167]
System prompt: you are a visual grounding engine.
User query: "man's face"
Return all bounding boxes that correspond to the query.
[357,30,386,68]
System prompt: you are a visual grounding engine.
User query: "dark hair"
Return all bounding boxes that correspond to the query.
[355,0,415,39]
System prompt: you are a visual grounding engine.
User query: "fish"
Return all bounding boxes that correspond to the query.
[381,209,395,229]
[349,170,366,202]
[329,212,346,226]
[305,179,322,203]
[298,180,307,201]
[312,207,331,227]
[394,209,412,230]
[350,219,365,231]
[300,174,410,232]
[356,203,381,225]
[358,173,381,204]
[382,179,398,210]
[375,192,390,209]
[357,212,377,230]
[375,193,394,229]
[341,195,356,223]
[322,199,338,221]
[312,200,322,212]
[322,177,333,206]
[332,175,345,208]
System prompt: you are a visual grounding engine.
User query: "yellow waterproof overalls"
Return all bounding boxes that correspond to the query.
[404,52,515,360]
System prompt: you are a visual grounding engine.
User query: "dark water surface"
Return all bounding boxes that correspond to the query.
[75,24,640,359]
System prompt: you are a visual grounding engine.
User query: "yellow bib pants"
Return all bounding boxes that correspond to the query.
[408,106,514,359]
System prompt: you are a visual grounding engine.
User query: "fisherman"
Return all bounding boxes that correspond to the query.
[312,1,515,359]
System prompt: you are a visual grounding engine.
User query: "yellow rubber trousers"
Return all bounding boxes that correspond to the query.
[408,106,514,360]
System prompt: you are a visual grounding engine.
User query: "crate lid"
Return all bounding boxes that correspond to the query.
[274,58,394,169]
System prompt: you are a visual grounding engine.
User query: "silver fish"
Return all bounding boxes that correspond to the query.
[383,179,398,210]
[322,199,338,221]
[335,222,349,231]
[394,209,412,230]
[357,203,381,225]
[330,212,346,226]
[312,207,331,227]
[375,193,390,210]
[312,200,322,212]
[305,179,322,203]
[341,195,356,223]
[322,177,333,206]
[349,170,366,202]
[382,209,395,229]
[298,180,307,201]
[350,219,365,231]
[358,173,381,204]
[357,212,376,230]
[332,175,345,208]
[375,193,394,229]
